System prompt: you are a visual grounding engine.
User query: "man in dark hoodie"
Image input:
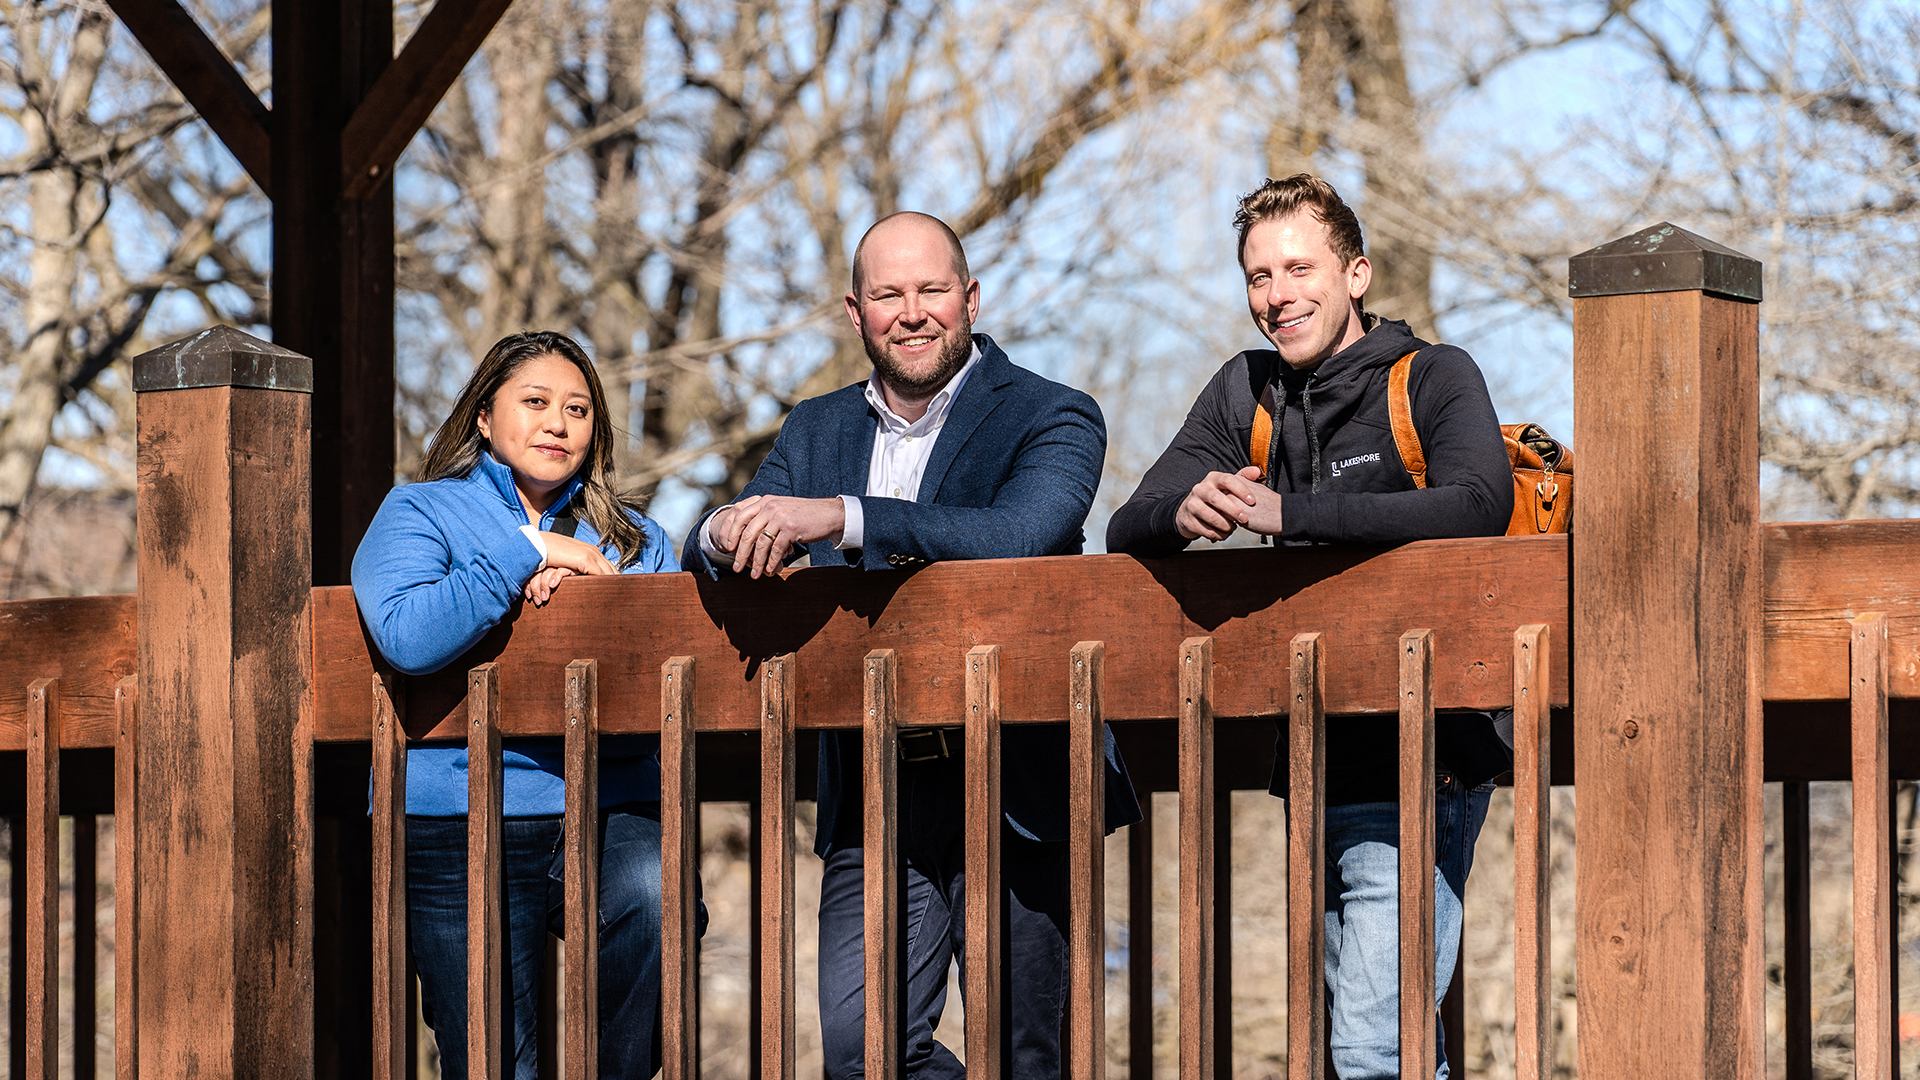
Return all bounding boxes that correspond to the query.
[1108,174,1512,1080]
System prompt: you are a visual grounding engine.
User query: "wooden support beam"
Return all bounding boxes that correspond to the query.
[1286,633,1325,1080]
[1178,636,1214,1080]
[114,676,139,1080]
[340,0,515,199]
[26,678,58,1080]
[1069,642,1107,1080]
[133,328,314,1078]
[373,673,407,1080]
[760,655,797,1080]
[1570,224,1764,1079]
[104,0,271,193]
[965,646,1004,1080]
[864,650,901,1080]
[1854,613,1892,1080]
[1512,625,1552,1080]
[563,660,602,1080]
[466,663,503,1080]
[1398,630,1437,1080]
[661,657,700,1080]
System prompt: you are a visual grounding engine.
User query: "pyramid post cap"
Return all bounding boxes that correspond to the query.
[133,326,313,393]
[1568,222,1762,302]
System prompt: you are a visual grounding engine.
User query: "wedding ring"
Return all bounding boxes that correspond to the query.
[762,529,777,541]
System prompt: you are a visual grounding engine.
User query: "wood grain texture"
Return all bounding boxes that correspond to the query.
[1128,804,1153,1080]
[373,673,407,1080]
[0,594,134,750]
[26,678,58,1080]
[565,660,602,1080]
[964,645,1003,1080]
[1853,613,1892,1080]
[101,0,272,193]
[864,650,901,1080]
[1782,780,1811,1080]
[114,676,138,1080]
[304,539,1572,744]
[1178,636,1214,1080]
[1286,633,1325,1080]
[1069,642,1107,1080]
[466,664,504,1080]
[339,0,514,198]
[661,657,700,1080]
[1765,520,1920,700]
[759,655,797,1080]
[135,384,312,1080]
[1511,625,1551,1080]
[74,812,97,1080]
[1397,631,1436,1080]
[1572,289,1765,1080]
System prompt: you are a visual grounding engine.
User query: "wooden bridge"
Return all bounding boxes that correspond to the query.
[3,226,1919,1079]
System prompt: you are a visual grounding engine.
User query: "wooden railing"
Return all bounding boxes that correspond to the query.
[4,224,1920,1078]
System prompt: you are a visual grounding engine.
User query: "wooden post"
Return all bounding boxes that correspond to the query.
[864,650,901,1080]
[133,327,314,1079]
[1852,613,1892,1080]
[1178,636,1214,1080]
[1512,625,1552,1080]
[965,646,1003,1080]
[760,655,797,1080]
[565,660,602,1080]
[1286,633,1325,1080]
[1398,630,1437,1080]
[1068,641,1107,1080]
[1569,224,1764,1079]
[661,657,701,1080]
[114,676,139,1080]
[26,677,58,1080]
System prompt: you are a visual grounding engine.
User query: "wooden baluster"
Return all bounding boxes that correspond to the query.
[965,646,1003,1080]
[1214,784,1232,1080]
[8,808,22,1080]
[864,649,901,1080]
[1513,624,1552,1080]
[1398,630,1436,1080]
[467,663,504,1080]
[1128,803,1154,1080]
[662,656,700,1080]
[1069,642,1108,1080]
[761,655,797,1080]
[1178,636,1214,1080]
[374,673,408,1080]
[1287,633,1326,1080]
[565,659,602,1080]
[1853,612,1891,1080]
[114,675,139,1080]
[26,677,59,1080]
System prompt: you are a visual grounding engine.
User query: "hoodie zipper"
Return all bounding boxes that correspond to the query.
[1303,374,1322,493]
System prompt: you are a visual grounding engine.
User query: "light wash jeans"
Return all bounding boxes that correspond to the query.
[1323,771,1494,1080]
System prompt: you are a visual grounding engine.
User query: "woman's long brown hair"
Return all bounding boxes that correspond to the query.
[419,330,648,568]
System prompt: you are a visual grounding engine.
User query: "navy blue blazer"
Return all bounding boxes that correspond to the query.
[683,335,1141,855]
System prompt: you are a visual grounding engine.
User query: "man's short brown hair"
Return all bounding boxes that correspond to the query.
[1233,174,1366,270]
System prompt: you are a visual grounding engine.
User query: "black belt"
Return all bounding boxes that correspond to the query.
[898,727,958,762]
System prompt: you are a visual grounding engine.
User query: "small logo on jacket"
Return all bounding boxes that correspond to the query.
[1330,452,1381,477]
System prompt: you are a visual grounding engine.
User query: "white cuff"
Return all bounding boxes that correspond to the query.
[834,495,863,550]
[698,508,732,562]
[517,525,549,569]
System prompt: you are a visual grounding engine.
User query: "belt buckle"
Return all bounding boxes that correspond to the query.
[898,728,950,762]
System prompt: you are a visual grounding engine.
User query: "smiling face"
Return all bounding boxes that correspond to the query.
[845,215,980,416]
[476,352,594,515]
[1243,211,1372,371]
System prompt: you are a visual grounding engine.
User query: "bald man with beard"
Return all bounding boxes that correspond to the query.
[684,212,1139,1078]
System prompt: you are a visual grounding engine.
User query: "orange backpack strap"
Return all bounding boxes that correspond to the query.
[1250,402,1273,479]
[1387,350,1427,489]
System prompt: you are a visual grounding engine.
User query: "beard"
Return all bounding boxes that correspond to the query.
[863,317,973,398]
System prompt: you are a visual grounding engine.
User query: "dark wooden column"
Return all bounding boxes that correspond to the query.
[1568,224,1764,1078]
[273,0,395,585]
[133,327,315,1079]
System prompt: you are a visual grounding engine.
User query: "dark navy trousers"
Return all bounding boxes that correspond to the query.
[406,809,704,1079]
[817,753,1071,1079]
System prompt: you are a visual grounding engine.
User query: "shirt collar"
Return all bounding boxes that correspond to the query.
[474,450,584,525]
[863,340,981,436]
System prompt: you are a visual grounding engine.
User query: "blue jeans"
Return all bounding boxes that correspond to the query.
[407,810,705,1079]
[817,755,1070,1079]
[1323,773,1493,1080]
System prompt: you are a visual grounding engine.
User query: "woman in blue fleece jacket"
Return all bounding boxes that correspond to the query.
[352,330,690,1079]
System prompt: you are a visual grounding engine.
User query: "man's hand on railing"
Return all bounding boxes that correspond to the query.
[1176,466,1284,541]
[710,493,848,579]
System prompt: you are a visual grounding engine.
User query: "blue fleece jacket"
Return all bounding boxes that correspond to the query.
[351,452,678,816]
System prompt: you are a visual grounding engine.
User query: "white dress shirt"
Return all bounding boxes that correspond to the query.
[701,343,981,560]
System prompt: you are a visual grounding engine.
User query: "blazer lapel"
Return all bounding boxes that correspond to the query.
[838,392,879,498]
[917,336,1012,503]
